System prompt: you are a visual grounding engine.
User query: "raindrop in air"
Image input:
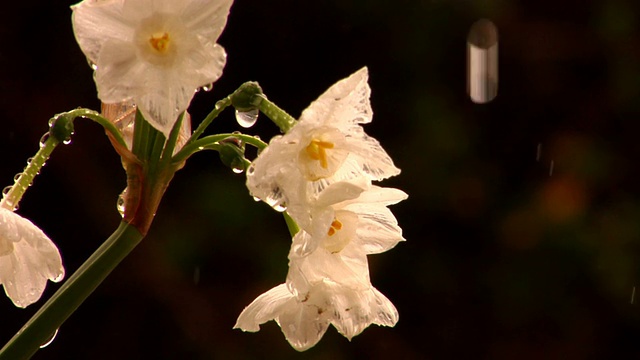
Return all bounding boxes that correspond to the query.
[39,133,50,148]
[235,108,259,128]
[116,188,127,217]
[467,19,498,103]
[39,328,59,349]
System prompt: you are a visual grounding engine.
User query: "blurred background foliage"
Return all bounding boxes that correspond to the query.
[1,0,640,359]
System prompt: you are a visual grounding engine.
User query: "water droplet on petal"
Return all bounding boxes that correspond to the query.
[39,133,50,148]
[86,57,98,70]
[273,203,287,212]
[116,188,127,217]
[235,108,259,128]
[202,83,213,92]
[40,328,59,348]
[252,196,261,202]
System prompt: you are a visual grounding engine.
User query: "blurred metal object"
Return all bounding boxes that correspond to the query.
[467,19,498,103]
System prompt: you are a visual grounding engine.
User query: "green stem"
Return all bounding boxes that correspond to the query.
[66,108,127,149]
[255,95,296,133]
[187,97,232,144]
[172,133,267,165]
[0,221,144,360]
[0,136,59,211]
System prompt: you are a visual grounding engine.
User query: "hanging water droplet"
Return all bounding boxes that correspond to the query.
[273,203,287,212]
[39,328,59,349]
[86,57,98,70]
[2,186,12,196]
[232,166,244,174]
[202,83,214,92]
[116,188,127,217]
[235,108,259,128]
[48,117,55,127]
[252,196,261,202]
[13,173,22,182]
[26,157,34,165]
[39,133,50,148]
[63,137,73,145]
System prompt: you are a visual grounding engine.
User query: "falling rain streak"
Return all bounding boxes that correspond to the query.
[467,19,498,103]
[631,286,636,304]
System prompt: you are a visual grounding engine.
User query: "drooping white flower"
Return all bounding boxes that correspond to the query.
[246,67,401,211]
[0,207,64,308]
[234,281,398,351]
[72,0,233,137]
[287,183,408,258]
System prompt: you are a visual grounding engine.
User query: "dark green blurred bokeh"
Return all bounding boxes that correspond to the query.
[1,0,640,359]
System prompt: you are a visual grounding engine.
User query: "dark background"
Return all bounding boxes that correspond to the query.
[1,0,640,359]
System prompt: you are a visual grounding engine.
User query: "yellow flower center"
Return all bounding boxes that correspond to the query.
[327,219,343,236]
[305,139,334,169]
[149,32,170,52]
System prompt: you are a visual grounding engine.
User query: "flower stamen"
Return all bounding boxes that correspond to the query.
[305,139,334,169]
[149,32,170,52]
[327,219,343,236]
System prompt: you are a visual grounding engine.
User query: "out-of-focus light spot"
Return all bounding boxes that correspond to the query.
[467,19,498,103]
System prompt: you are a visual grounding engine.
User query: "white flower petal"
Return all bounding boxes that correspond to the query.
[71,0,133,62]
[234,284,293,332]
[330,286,399,340]
[0,208,64,308]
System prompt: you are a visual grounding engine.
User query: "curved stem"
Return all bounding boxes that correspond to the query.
[172,133,267,165]
[187,97,232,144]
[66,108,128,149]
[0,136,59,211]
[0,222,144,360]
[255,95,297,133]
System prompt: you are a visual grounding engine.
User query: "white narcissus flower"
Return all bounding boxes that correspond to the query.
[234,281,398,352]
[72,0,233,137]
[246,67,400,211]
[287,183,408,258]
[0,207,64,308]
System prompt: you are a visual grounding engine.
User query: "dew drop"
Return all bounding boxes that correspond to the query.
[116,188,127,217]
[39,133,50,148]
[2,186,12,196]
[273,203,287,212]
[232,166,244,174]
[39,328,59,349]
[13,173,22,182]
[252,196,261,202]
[235,108,259,128]
[202,83,213,92]
[86,57,98,70]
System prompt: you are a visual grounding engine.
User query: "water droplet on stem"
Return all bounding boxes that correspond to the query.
[235,108,259,128]
[40,328,59,348]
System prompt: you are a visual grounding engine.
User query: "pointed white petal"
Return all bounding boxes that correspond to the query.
[234,284,294,332]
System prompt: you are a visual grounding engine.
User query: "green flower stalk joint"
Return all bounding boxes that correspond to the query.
[0,0,407,357]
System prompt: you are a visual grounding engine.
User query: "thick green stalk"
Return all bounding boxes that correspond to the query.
[0,221,143,360]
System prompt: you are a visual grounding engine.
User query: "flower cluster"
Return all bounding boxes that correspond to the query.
[235,68,407,351]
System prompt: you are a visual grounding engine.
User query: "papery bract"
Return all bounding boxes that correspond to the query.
[72,0,232,137]
[0,207,64,308]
